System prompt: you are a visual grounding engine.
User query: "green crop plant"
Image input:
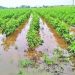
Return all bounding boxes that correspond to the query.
[19,59,34,68]
[27,12,43,48]
[0,9,31,36]
[43,54,53,65]
[68,41,75,53]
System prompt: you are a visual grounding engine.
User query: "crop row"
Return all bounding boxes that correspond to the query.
[0,9,31,36]
[27,12,43,49]
[36,7,75,26]
[33,7,75,53]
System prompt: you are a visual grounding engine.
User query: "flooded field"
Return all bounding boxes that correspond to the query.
[0,16,32,75]
[0,17,75,75]
[19,18,75,75]
[35,19,75,75]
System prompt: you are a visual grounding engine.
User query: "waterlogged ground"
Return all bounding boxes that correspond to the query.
[0,17,75,75]
[24,19,75,75]
[36,19,58,56]
[0,16,32,75]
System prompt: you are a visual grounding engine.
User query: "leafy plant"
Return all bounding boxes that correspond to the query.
[0,9,31,36]
[43,54,53,65]
[68,41,75,53]
[27,12,43,48]
[19,59,33,68]
[34,7,75,54]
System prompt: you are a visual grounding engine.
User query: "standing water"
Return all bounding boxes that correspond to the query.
[0,16,32,75]
[0,17,75,75]
[36,18,58,57]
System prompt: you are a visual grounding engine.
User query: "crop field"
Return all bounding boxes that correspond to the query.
[34,6,75,53]
[0,6,75,75]
[0,9,31,36]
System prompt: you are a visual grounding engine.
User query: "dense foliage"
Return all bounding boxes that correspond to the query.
[27,12,43,48]
[0,9,31,36]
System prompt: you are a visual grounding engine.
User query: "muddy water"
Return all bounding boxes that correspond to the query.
[17,18,59,75]
[20,18,75,75]
[0,17,75,75]
[0,16,32,75]
[35,18,75,75]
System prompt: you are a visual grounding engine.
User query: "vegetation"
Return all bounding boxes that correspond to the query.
[19,59,34,68]
[33,6,75,53]
[27,12,43,48]
[43,54,53,65]
[0,9,31,36]
[0,4,75,75]
[0,6,75,53]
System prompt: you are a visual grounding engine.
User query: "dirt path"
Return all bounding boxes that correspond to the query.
[0,16,32,75]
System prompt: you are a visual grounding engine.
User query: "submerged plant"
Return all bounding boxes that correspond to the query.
[53,48,63,58]
[53,48,70,62]
[18,69,25,75]
[43,54,53,65]
[19,59,34,68]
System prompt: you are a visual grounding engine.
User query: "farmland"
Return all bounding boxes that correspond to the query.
[0,9,31,36]
[34,6,75,53]
[0,6,75,75]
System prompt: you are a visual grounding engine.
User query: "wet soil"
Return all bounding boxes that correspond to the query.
[3,20,28,50]
[24,49,43,62]
[45,19,68,49]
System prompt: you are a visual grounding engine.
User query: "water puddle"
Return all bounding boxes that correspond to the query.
[0,16,32,75]
[36,18,59,57]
